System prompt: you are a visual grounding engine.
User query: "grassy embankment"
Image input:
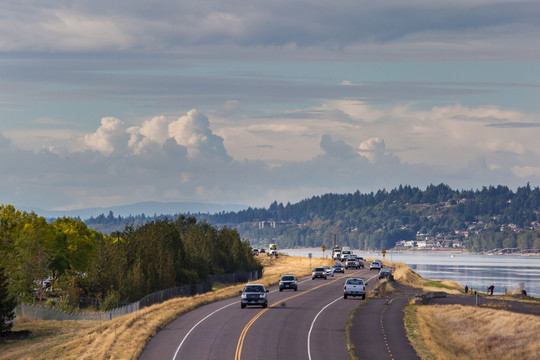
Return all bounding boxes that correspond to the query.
[0,255,333,360]
[383,260,540,360]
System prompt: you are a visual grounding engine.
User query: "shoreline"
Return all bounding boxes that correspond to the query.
[281,247,540,257]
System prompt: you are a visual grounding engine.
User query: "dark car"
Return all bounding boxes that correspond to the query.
[240,284,269,308]
[312,267,327,280]
[333,263,345,273]
[279,274,298,291]
[378,268,394,280]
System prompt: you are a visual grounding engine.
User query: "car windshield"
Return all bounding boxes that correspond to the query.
[244,285,264,292]
[346,279,364,285]
[314,268,324,271]
[282,276,294,281]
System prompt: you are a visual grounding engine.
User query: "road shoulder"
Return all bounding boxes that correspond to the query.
[348,281,420,360]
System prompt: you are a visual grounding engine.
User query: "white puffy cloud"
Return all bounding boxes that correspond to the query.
[168,110,231,161]
[128,116,170,154]
[82,110,231,162]
[1,102,540,211]
[84,117,128,155]
[358,137,386,163]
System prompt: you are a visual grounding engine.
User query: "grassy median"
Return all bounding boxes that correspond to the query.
[0,255,333,360]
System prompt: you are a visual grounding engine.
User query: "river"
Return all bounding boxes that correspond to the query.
[280,248,540,298]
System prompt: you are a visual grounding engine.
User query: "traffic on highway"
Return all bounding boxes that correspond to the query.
[139,261,394,360]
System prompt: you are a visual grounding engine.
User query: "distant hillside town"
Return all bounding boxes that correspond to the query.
[80,183,540,253]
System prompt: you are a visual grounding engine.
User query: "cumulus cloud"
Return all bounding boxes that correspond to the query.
[82,110,231,162]
[358,138,386,163]
[84,117,129,155]
[168,110,231,161]
[1,102,540,211]
[320,134,357,159]
[128,116,170,154]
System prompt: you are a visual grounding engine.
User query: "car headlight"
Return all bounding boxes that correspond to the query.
[259,294,266,299]
[241,294,247,299]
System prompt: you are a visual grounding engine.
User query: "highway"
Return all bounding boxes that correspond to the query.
[139,267,380,360]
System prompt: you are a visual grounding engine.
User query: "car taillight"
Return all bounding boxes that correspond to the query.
[344,285,347,290]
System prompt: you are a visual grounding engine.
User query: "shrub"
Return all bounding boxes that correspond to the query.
[44,298,58,308]
[0,265,16,332]
[100,288,120,311]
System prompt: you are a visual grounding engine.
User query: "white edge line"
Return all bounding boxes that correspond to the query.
[173,273,378,360]
[307,272,379,360]
[307,297,341,360]
[172,284,286,360]
[172,301,238,360]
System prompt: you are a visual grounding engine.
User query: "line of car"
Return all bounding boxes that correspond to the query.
[240,258,393,308]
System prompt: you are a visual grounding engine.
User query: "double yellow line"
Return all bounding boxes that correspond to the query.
[234,271,363,359]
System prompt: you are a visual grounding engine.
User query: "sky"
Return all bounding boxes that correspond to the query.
[1,0,540,212]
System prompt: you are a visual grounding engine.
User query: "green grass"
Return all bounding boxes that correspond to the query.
[403,304,436,360]
[211,282,227,291]
[422,280,455,290]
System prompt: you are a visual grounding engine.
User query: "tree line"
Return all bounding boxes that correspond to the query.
[202,183,540,251]
[36,183,540,254]
[0,205,260,313]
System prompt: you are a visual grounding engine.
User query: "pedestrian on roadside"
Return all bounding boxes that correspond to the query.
[464,285,468,294]
[487,285,494,295]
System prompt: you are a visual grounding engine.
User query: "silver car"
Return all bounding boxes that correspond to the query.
[323,266,334,277]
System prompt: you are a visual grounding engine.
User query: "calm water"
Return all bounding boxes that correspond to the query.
[281,248,540,297]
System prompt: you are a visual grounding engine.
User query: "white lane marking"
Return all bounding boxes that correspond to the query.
[366,273,379,283]
[172,273,368,359]
[307,297,341,360]
[307,271,379,360]
[171,283,292,360]
[172,301,237,360]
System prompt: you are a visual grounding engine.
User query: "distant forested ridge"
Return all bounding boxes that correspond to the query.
[84,183,540,252]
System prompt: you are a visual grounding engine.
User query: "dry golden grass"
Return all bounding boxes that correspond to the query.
[387,261,463,294]
[1,255,333,360]
[370,278,396,298]
[414,304,540,360]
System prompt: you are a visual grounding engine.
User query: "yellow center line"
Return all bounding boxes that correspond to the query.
[235,270,365,360]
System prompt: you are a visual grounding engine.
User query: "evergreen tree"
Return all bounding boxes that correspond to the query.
[0,265,16,333]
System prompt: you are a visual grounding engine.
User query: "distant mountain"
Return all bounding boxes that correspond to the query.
[22,201,249,219]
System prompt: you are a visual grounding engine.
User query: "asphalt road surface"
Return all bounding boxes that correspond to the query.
[139,267,415,360]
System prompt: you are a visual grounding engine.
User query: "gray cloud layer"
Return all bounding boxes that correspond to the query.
[1,0,540,210]
[2,1,540,58]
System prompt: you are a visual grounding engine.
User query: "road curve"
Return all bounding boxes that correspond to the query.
[139,267,405,360]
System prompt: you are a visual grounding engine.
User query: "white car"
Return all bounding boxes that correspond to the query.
[323,266,334,277]
[343,278,367,300]
[369,261,382,270]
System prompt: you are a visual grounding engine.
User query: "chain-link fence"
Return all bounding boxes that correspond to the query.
[15,270,262,322]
